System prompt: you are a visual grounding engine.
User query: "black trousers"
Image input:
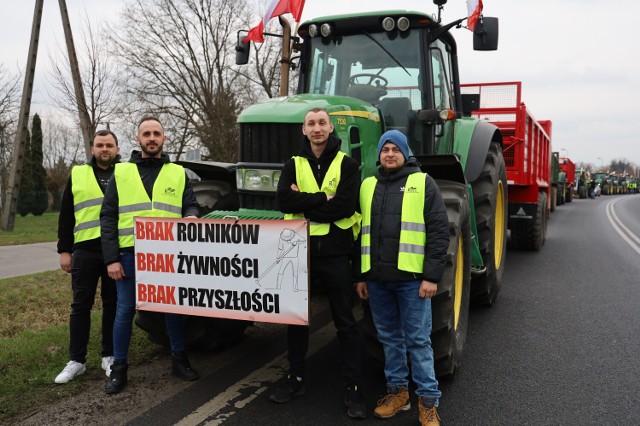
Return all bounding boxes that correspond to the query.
[69,249,117,363]
[287,255,362,387]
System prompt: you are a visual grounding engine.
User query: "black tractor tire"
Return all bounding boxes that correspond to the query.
[135,312,251,350]
[510,192,547,251]
[579,186,587,199]
[565,186,573,202]
[432,180,472,378]
[602,184,609,195]
[358,180,472,379]
[550,187,557,212]
[470,141,508,306]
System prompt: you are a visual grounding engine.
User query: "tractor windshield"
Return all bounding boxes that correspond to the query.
[306,30,423,109]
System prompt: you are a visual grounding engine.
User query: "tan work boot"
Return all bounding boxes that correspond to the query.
[418,398,441,426]
[373,387,410,419]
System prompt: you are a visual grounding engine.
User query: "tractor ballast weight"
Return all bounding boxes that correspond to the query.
[202,7,506,378]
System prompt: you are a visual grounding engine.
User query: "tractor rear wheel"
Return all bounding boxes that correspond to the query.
[470,141,508,306]
[432,180,471,378]
[550,187,557,212]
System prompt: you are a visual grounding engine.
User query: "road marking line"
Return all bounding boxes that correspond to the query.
[605,199,640,255]
[176,308,362,426]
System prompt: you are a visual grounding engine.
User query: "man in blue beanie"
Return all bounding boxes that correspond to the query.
[355,130,449,425]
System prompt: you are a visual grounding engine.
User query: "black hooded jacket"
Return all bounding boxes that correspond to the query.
[277,134,360,257]
[356,158,449,284]
[100,151,200,265]
[57,155,120,254]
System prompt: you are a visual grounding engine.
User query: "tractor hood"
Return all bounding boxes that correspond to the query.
[237,93,380,124]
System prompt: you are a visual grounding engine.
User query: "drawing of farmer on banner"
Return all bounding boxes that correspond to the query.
[256,228,307,291]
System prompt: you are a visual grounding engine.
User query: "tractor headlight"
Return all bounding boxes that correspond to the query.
[236,168,281,192]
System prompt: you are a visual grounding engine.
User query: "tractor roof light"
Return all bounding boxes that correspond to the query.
[320,23,332,37]
[308,24,318,38]
[397,16,410,31]
[382,17,395,31]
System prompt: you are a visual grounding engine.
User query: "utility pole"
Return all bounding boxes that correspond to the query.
[59,0,94,162]
[1,0,44,231]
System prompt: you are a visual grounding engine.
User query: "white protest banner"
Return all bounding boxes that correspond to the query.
[134,217,309,325]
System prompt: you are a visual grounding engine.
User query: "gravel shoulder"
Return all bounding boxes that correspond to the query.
[13,323,284,426]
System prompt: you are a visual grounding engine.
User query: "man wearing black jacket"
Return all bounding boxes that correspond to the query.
[355,130,449,426]
[100,116,201,394]
[55,130,119,384]
[271,108,366,419]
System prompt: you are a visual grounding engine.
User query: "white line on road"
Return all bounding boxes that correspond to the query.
[605,199,640,255]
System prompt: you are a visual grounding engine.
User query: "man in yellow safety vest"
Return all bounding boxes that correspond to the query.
[355,130,449,426]
[100,116,201,395]
[55,130,120,384]
[272,107,366,419]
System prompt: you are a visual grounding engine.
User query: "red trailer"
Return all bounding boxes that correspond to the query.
[461,82,551,250]
[559,157,576,202]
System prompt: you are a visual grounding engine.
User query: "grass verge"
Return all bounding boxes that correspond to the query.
[0,212,59,246]
[0,270,162,422]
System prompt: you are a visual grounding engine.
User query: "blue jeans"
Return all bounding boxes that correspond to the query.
[113,252,185,361]
[367,279,441,405]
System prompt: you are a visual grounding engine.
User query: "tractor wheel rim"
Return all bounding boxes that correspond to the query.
[494,180,505,270]
[454,234,464,330]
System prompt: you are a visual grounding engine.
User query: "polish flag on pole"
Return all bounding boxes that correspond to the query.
[466,0,483,31]
[244,0,306,43]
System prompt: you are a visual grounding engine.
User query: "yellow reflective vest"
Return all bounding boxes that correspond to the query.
[360,172,427,273]
[71,165,104,243]
[284,151,361,239]
[115,162,184,248]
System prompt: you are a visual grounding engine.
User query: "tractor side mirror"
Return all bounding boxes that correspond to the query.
[473,17,499,51]
[235,31,250,65]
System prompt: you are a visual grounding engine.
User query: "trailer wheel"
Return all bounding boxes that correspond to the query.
[470,141,508,306]
[358,180,471,379]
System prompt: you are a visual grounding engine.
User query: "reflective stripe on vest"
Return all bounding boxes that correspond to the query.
[360,172,427,274]
[71,165,104,243]
[283,151,361,239]
[115,162,184,248]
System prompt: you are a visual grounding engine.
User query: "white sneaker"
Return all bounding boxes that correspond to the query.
[101,356,114,377]
[54,361,86,384]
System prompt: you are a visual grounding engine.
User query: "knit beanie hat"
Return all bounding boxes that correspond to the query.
[377,130,411,160]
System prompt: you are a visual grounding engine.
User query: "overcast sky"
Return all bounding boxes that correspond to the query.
[1,0,638,169]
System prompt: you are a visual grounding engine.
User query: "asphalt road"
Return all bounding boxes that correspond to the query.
[122,194,640,425]
[0,241,58,279]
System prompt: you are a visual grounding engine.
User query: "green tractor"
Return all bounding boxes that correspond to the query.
[194,2,507,378]
[550,152,567,210]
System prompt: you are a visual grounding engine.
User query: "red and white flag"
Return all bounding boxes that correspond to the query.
[244,0,306,43]
[466,0,483,31]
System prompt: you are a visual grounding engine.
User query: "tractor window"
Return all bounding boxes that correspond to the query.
[429,44,453,110]
[306,31,423,108]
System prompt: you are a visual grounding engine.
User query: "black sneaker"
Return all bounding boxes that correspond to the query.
[344,385,367,419]
[270,374,305,403]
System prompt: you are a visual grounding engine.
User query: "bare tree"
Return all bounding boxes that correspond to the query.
[0,66,21,207]
[107,0,262,162]
[48,10,124,159]
[42,121,84,211]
